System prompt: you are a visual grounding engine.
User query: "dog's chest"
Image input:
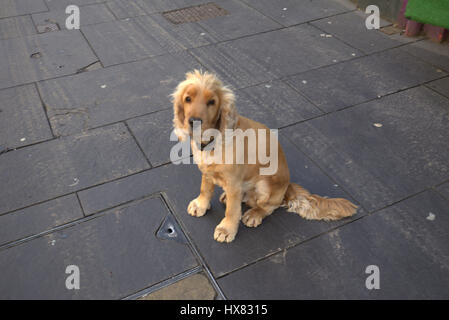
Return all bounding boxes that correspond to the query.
[205,171,226,188]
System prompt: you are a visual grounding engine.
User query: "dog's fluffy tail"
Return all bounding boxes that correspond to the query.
[282,183,357,221]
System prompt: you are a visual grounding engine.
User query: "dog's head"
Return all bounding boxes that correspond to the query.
[171,70,237,142]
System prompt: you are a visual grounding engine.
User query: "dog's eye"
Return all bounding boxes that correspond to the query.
[207,99,215,106]
[185,96,191,103]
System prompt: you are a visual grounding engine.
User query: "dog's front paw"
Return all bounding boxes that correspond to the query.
[214,219,238,243]
[242,208,264,228]
[187,197,210,217]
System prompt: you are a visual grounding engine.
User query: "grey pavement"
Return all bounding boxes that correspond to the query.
[0,0,449,299]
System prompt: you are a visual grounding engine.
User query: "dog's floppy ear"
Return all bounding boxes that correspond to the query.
[171,79,189,141]
[218,86,237,132]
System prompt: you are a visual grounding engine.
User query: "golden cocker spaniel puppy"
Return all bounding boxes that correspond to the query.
[172,70,357,243]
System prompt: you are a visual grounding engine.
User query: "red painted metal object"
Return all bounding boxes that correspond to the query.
[398,0,448,42]
[398,0,409,28]
[423,24,448,42]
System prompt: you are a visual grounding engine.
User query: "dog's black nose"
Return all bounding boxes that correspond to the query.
[189,117,202,127]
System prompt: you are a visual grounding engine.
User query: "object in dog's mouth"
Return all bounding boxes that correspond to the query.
[172,70,358,243]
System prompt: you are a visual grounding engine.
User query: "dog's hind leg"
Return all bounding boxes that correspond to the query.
[242,206,275,228]
[242,180,286,228]
[219,191,227,204]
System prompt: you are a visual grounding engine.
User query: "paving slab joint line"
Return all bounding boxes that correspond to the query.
[31,13,41,35]
[289,7,358,27]
[424,77,449,100]
[238,0,356,29]
[433,188,449,203]
[1,10,50,21]
[79,28,105,68]
[432,179,449,203]
[233,0,286,28]
[306,21,372,55]
[102,1,121,21]
[34,82,56,138]
[124,121,153,168]
[279,74,449,131]
[400,45,449,74]
[304,9,411,56]
[281,78,326,114]
[75,60,102,73]
[435,178,449,188]
[159,192,227,300]
[0,136,55,157]
[75,192,87,217]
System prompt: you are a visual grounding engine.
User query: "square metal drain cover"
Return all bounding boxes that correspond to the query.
[162,2,229,25]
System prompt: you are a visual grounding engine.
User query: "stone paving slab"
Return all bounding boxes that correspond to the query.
[32,3,116,31]
[236,80,322,128]
[189,43,276,90]
[196,0,282,42]
[77,165,171,216]
[218,190,449,299]
[81,14,214,67]
[0,0,48,19]
[0,196,198,299]
[0,123,149,215]
[135,0,206,15]
[404,41,449,72]
[310,11,407,54]
[0,30,97,90]
[78,135,362,278]
[44,0,103,11]
[126,108,191,167]
[241,0,353,27]
[0,194,83,246]
[106,0,147,19]
[80,19,166,67]
[190,24,360,89]
[136,13,218,51]
[0,84,53,149]
[283,86,449,212]
[0,15,37,40]
[286,47,445,112]
[38,52,201,136]
[426,77,449,99]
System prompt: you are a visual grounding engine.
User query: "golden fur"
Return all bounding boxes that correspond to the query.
[172,70,357,243]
